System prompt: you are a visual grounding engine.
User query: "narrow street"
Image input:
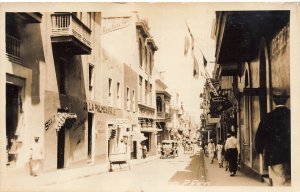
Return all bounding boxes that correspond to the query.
[42,147,205,192]
[36,147,266,192]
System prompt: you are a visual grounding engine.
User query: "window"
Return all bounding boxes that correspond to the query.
[149,53,153,75]
[149,84,152,106]
[126,87,130,111]
[89,63,94,91]
[117,82,121,108]
[139,76,143,102]
[132,90,136,112]
[138,39,143,68]
[109,78,113,106]
[144,47,148,71]
[145,80,148,105]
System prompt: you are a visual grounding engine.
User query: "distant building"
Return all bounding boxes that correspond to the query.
[155,74,171,143]
[101,13,159,158]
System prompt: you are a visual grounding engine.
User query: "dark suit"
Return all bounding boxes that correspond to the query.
[255,106,291,166]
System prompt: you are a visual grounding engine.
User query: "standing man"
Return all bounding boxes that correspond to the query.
[255,88,291,186]
[225,132,238,176]
[29,137,43,176]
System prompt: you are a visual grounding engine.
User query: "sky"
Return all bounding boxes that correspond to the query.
[101,3,216,124]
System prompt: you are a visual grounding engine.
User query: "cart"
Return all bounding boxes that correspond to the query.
[160,140,177,159]
[108,152,131,172]
[184,141,194,154]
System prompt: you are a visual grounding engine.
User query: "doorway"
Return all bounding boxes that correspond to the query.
[87,113,93,158]
[6,83,20,165]
[57,125,65,169]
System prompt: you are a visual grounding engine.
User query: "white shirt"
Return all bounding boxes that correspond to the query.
[225,136,238,150]
[30,142,43,160]
[118,142,126,153]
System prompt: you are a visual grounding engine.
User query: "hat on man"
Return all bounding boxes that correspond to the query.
[272,88,289,98]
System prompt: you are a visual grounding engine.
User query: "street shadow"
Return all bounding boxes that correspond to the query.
[168,154,202,186]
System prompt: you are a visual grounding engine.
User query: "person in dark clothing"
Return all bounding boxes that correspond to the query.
[255,88,291,186]
[224,132,239,176]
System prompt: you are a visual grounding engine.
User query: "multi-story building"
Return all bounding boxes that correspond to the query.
[214,11,290,181]
[155,73,171,143]
[2,12,104,174]
[101,13,158,158]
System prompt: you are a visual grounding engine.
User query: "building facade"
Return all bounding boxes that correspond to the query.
[2,12,106,174]
[214,11,290,180]
[155,76,171,143]
[101,13,159,158]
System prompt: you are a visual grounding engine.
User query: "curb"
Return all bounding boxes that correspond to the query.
[44,155,160,186]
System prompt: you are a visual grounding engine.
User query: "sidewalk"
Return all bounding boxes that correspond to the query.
[203,152,268,186]
[1,155,159,191]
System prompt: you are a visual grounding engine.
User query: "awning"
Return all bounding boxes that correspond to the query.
[140,127,162,132]
[56,112,77,131]
[132,130,147,141]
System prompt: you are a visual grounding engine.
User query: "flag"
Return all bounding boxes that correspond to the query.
[184,34,190,56]
[203,55,207,68]
[193,52,199,79]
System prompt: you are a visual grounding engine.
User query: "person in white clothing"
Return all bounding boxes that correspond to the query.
[29,137,43,176]
[225,132,239,176]
[118,139,127,153]
[216,140,224,168]
[207,139,216,164]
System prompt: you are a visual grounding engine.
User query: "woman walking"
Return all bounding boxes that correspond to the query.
[225,132,239,176]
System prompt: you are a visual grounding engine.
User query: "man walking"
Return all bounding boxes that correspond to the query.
[255,88,291,186]
[224,132,238,176]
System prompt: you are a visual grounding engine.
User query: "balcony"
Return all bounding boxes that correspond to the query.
[157,111,165,119]
[6,35,22,64]
[51,13,92,55]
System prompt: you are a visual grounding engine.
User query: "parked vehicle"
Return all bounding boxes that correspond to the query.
[160,140,177,159]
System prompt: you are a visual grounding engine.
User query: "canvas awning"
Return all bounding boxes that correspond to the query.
[140,127,162,132]
[132,129,147,141]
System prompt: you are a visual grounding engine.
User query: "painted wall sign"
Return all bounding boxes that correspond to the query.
[45,115,56,131]
[83,101,116,115]
[102,17,131,35]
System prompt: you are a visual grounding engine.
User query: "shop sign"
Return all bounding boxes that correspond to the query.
[83,101,116,115]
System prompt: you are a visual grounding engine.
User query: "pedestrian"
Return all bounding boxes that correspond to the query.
[207,139,215,164]
[255,88,291,186]
[157,142,162,155]
[118,139,126,153]
[223,133,231,171]
[224,132,238,176]
[29,136,43,176]
[216,140,223,168]
[142,144,147,159]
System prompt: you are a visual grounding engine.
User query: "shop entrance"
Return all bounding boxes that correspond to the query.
[6,83,20,166]
[57,125,65,169]
[87,113,93,158]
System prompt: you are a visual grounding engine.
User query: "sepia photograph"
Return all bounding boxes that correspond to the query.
[0,2,299,192]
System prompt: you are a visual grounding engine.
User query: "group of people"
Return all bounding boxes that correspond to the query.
[204,88,291,186]
[206,132,239,177]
